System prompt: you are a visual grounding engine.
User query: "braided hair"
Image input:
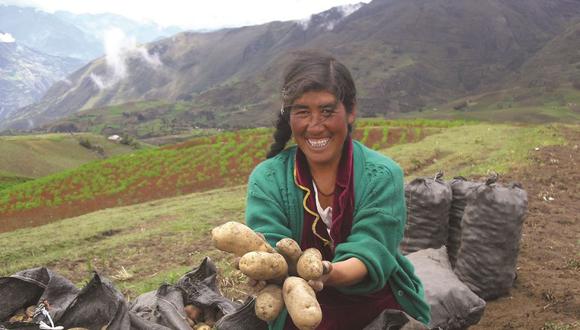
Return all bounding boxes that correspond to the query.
[266,51,357,159]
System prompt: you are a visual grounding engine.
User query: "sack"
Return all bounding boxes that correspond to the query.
[407,247,486,330]
[401,172,452,254]
[363,309,429,330]
[454,180,528,300]
[447,177,481,268]
[1,257,267,330]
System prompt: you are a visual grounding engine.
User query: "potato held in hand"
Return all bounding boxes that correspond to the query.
[239,251,288,280]
[276,238,302,276]
[255,284,285,322]
[212,221,274,256]
[297,248,323,280]
[283,277,322,330]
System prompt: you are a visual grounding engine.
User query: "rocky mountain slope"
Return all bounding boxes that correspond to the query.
[4,0,580,131]
[0,38,83,121]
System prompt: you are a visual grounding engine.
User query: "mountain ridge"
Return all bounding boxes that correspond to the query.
[4,0,580,132]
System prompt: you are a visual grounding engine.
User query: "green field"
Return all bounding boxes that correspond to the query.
[0,133,140,190]
[0,120,450,222]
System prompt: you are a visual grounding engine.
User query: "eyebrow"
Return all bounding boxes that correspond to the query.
[287,101,338,110]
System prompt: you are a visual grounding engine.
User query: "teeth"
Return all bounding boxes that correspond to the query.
[307,138,330,149]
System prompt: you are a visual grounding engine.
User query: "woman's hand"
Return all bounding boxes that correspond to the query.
[309,257,368,291]
[308,260,333,292]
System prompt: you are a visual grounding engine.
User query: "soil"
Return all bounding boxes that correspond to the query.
[471,127,580,329]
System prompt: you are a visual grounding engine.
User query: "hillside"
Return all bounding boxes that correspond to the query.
[0,133,140,190]
[0,122,577,329]
[0,120,457,232]
[5,0,580,131]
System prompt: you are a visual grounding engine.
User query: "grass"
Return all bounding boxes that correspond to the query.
[0,121,574,301]
[0,132,138,180]
[382,123,566,179]
[0,185,247,298]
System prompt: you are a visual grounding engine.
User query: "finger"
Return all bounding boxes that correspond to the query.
[322,261,333,275]
[308,280,324,292]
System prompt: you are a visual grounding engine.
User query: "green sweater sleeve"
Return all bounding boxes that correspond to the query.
[333,160,406,294]
[245,160,294,248]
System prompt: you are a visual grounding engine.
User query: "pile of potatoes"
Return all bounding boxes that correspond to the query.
[212,222,325,330]
[184,304,218,330]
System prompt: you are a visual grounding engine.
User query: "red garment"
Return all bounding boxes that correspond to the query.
[286,137,401,330]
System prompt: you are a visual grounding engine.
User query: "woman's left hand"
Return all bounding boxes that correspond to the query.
[307,260,333,292]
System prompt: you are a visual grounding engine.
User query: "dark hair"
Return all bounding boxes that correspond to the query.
[266,51,357,158]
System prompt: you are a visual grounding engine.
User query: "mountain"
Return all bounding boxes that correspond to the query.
[4,0,580,132]
[0,37,84,121]
[0,5,101,60]
[0,5,184,61]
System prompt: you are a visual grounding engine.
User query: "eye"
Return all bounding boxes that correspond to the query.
[321,106,336,117]
[291,108,310,118]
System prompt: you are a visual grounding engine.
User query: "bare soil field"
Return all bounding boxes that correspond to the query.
[472,127,579,329]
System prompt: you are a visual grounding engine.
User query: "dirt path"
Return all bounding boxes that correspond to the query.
[473,126,579,329]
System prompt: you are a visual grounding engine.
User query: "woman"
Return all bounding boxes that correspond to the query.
[245,52,430,329]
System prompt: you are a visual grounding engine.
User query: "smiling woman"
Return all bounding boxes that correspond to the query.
[245,52,431,329]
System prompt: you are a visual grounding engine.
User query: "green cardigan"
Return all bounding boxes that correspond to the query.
[245,140,431,328]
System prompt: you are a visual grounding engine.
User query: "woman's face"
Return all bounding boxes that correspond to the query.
[288,90,355,168]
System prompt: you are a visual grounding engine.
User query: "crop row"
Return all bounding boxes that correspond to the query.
[0,122,450,218]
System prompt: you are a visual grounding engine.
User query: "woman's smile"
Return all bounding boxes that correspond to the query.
[289,90,355,169]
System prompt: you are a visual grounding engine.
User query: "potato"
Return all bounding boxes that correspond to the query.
[239,251,288,280]
[255,284,285,322]
[184,304,203,322]
[193,323,211,330]
[297,248,323,280]
[282,277,322,330]
[211,221,274,256]
[276,238,302,275]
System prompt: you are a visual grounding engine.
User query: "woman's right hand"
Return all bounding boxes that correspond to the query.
[307,260,333,292]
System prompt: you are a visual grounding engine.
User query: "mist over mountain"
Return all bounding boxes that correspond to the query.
[0,4,186,124]
[3,0,580,132]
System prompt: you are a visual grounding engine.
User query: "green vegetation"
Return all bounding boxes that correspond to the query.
[382,124,566,179]
[0,186,247,297]
[0,121,438,218]
[0,133,138,183]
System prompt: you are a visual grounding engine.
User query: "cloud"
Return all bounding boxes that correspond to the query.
[0,32,16,43]
[90,27,163,90]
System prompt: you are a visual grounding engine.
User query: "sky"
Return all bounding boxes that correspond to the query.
[0,0,371,30]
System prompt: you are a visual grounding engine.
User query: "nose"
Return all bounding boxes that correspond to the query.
[306,112,326,131]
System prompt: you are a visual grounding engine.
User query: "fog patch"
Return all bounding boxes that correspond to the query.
[0,32,16,43]
[90,28,162,90]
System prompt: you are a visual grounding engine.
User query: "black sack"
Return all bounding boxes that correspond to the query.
[130,256,246,329]
[363,309,429,330]
[401,172,452,254]
[0,267,79,325]
[447,177,481,268]
[215,297,268,330]
[407,247,485,330]
[454,180,528,300]
[57,272,131,329]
